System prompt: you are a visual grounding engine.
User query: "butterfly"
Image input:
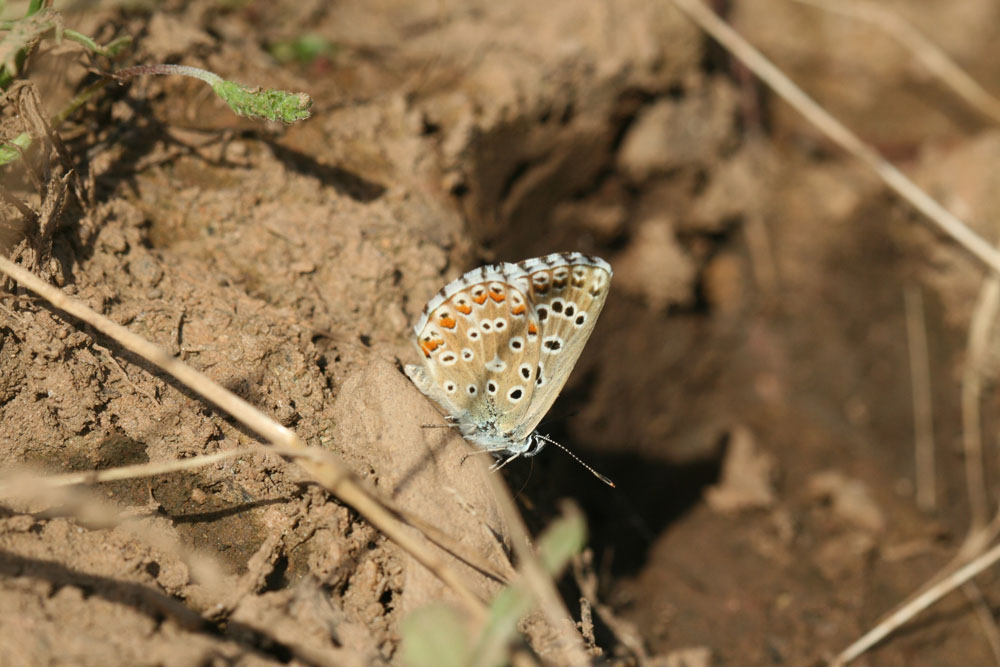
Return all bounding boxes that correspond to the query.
[405,252,613,484]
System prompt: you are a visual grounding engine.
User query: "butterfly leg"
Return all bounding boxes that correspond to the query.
[421,414,461,429]
[458,448,499,466]
[489,450,523,472]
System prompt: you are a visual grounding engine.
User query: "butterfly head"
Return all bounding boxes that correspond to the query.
[459,419,545,458]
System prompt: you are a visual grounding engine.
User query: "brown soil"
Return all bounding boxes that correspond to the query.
[3,1,1000,665]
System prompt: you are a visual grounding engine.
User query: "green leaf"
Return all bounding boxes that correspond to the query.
[268,33,337,65]
[0,131,31,166]
[0,8,57,86]
[400,602,471,667]
[471,511,588,667]
[536,508,587,574]
[211,79,312,123]
[112,64,312,125]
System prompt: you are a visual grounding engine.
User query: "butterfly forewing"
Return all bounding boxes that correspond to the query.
[407,252,611,456]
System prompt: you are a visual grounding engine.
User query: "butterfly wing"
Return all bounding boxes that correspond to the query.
[406,263,544,441]
[509,254,612,441]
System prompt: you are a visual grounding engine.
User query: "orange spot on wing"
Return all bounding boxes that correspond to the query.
[489,292,505,302]
[473,293,488,305]
[420,339,442,357]
[512,304,526,315]
[527,323,538,335]
[440,316,457,329]
[456,304,472,315]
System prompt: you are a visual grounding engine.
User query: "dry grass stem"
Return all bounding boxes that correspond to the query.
[744,213,780,297]
[483,468,592,666]
[670,0,1000,276]
[1,480,232,604]
[903,286,936,512]
[962,581,1000,666]
[572,551,649,664]
[791,0,1000,125]
[961,270,1000,533]
[0,446,260,493]
[833,541,1000,665]
[0,254,489,620]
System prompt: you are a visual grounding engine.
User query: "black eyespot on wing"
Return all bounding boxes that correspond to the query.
[510,388,522,400]
[487,381,497,394]
[520,366,531,379]
[551,301,563,313]
[564,304,574,317]
[467,385,478,395]
[575,314,586,326]
[538,307,548,321]
[544,339,562,351]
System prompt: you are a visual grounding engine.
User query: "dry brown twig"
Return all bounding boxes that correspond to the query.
[573,550,649,664]
[962,581,1000,667]
[961,269,1000,534]
[903,286,936,512]
[790,0,1000,126]
[670,0,1000,276]
[837,252,1000,664]
[831,542,1000,666]
[482,472,592,666]
[0,437,513,588]
[668,0,1000,663]
[0,253,597,662]
[0,446,261,492]
[0,254,489,621]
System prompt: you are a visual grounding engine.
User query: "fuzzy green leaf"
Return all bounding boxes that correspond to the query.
[0,132,31,166]
[400,602,471,667]
[211,79,311,123]
[471,510,588,666]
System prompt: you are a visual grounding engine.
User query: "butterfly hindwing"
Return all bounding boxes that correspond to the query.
[407,252,611,456]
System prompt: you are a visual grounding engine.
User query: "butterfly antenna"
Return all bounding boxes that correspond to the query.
[536,434,615,487]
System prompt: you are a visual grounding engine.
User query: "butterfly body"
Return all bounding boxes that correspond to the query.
[406,252,611,462]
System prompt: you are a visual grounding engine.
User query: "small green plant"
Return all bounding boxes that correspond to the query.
[400,510,588,667]
[268,33,337,65]
[0,1,312,167]
[111,64,312,123]
[0,0,131,89]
